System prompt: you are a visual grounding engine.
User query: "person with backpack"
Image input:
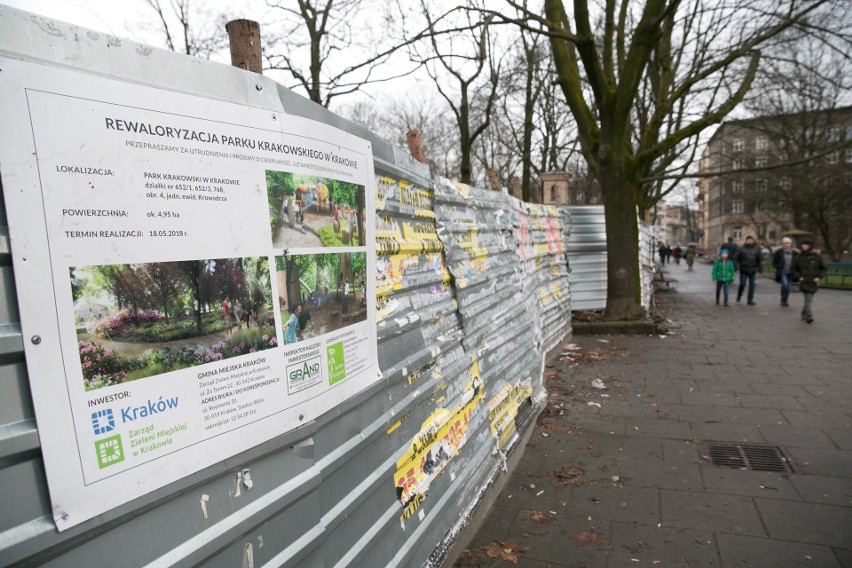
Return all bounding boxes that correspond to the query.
[712,249,736,306]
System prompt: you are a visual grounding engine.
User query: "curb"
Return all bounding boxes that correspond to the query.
[571,320,659,335]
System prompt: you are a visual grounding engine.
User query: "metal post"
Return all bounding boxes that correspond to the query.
[225,19,263,74]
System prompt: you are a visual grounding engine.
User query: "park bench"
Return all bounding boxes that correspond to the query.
[825,263,852,288]
[652,265,678,291]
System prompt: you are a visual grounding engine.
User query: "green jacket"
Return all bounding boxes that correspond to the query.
[712,259,736,282]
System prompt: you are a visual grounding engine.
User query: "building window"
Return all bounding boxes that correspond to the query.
[846,148,852,163]
[733,226,743,240]
[769,230,777,240]
[733,138,743,152]
[733,199,744,213]
[828,127,840,143]
[847,125,852,140]
[732,180,743,193]
[733,159,743,170]
[755,200,764,212]
[827,151,839,164]
[755,136,768,150]
[781,177,792,190]
[755,179,766,192]
[755,156,767,167]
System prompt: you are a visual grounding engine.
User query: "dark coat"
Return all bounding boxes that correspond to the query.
[772,248,797,276]
[722,241,738,257]
[791,251,827,293]
[734,244,762,274]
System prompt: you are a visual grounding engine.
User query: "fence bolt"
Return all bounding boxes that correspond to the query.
[31,335,41,345]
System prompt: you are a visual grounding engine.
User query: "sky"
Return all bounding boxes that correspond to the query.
[1,0,267,57]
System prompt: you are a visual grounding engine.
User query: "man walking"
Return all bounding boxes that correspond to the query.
[791,239,826,324]
[735,236,762,305]
[722,236,738,259]
[342,279,350,315]
[772,237,797,307]
[658,243,667,265]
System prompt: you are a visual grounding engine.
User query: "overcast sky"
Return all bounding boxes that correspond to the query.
[0,0,275,64]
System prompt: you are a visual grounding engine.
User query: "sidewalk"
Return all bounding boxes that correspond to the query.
[454,261,852,567]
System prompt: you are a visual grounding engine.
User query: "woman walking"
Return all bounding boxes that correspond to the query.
[712,249,736,306]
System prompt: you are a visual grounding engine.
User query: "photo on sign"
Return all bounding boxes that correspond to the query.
[266,170,366,249]
[71,258,277,391]
[275,252,367,345]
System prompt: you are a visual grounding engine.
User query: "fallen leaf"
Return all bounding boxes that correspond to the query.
[530,510,554,524]
[544,370,557,378]
[554,465,585,485]
[481,541,527,563]
[570,531,606,547]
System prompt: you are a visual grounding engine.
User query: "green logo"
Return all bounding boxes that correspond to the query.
[95,434,125,469]
[327,341,346,385]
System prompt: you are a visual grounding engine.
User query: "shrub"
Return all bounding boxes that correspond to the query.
[93,309,163,339]
[79,339,136,390]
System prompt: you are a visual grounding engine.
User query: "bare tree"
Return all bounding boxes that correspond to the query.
[478,0,843,319]
[411,6,503,184]
[141,0,229,58]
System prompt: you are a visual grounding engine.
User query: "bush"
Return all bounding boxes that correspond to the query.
[93,309,163,339]
[318,224,360,247]
[79,339,138,390]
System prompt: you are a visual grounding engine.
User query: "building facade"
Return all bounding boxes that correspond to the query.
[698,106,852,254]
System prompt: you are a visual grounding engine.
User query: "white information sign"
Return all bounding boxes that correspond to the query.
[0,58,379,530]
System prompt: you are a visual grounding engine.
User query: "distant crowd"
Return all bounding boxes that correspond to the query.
[658,237,828,323]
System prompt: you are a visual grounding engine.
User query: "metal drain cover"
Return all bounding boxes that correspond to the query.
[706,444,791,472]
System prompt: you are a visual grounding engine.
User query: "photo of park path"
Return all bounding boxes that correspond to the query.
[71,257,277,391]
[267,171,366,250]
[276,252,368,345]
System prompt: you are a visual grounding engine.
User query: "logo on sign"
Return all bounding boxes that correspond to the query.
[95,435,125,469]
[91,408,115,435]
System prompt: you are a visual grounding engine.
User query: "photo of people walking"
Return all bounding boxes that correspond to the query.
[275,252,367,345]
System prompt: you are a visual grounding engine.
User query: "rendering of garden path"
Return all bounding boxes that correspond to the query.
[78,329,233,358]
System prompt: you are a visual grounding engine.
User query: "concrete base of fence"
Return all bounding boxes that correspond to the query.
[441,401,544,568]
[572,320,659,335]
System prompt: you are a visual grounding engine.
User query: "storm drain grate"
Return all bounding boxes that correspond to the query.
[706,444,791,472]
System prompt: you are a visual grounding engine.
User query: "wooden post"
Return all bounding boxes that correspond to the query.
[486,167,500,191]
[406,130,428,164]
[225,19,263,74]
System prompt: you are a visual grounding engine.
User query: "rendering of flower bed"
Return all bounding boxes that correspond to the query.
[318,224,361,247]
[80,314,277,391]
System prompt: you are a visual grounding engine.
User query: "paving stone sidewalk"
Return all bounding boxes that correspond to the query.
[454,261,852,568]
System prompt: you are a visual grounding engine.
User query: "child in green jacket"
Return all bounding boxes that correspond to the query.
[712,249,736,306]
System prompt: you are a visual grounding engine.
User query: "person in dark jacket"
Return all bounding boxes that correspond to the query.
[791,239,826,324]
[772,237,798,307]
[658,243,668,265]
[734,236,762,305]
[722,237,738,259]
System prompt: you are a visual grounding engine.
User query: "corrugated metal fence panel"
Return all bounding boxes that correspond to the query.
[565,206,608,311]
[433,180,543,451]
[526,203,572,352]
[638,221,656,312]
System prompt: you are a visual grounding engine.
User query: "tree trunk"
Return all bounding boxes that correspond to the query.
[459,88,472,184]
[356,186,365,246]
[600,172,644,321]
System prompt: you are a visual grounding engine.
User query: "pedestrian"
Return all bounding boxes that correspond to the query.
[665,245,672,263]
[722,236,738,258]
[791,239,826,324]
[234,299,243,330]
[284,305,302,344]
[771,237,797,307]
[734,235,762,305]
[658,243,667,265]
[685,245,695,271]
[712,249,736,306]
[342,279,350,315]
[221,297,231,333]
[674,245,682,265]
